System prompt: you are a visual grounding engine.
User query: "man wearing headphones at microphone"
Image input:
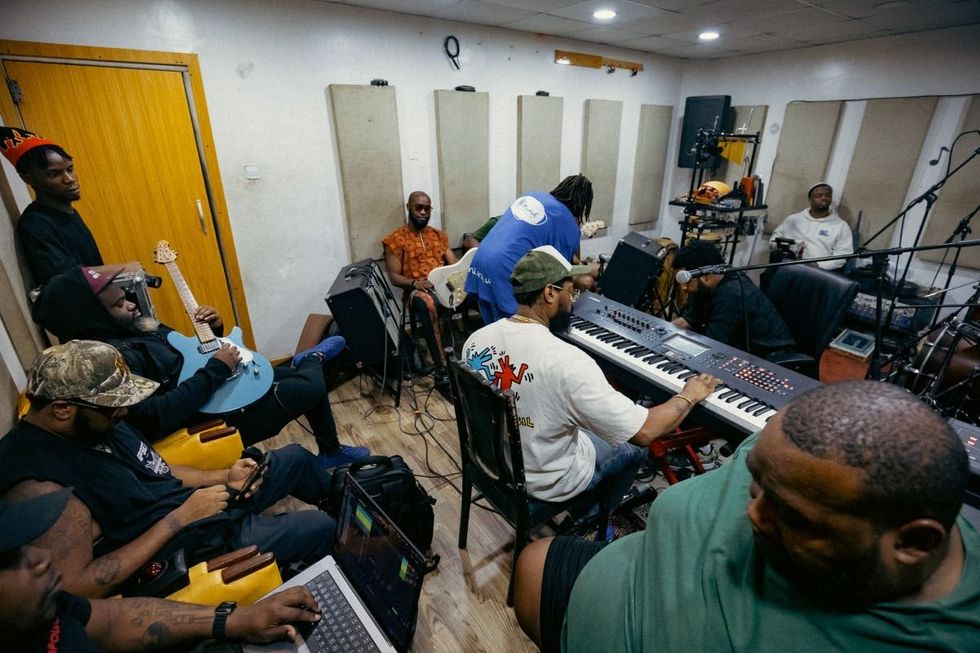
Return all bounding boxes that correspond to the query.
[671,240,795,360]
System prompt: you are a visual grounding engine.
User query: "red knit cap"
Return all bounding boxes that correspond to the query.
[0,126,56,167]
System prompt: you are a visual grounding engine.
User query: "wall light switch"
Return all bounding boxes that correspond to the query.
[244,165,262,180]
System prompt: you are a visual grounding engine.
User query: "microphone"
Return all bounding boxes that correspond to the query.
[675,264,730,284]
[929,146,949,166]
[143,274,163,289]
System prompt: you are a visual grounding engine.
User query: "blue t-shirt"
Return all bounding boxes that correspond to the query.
[464,192,580,322]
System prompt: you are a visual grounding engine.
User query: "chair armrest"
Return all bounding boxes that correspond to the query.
[207,545,259,572]
[168,550,282,607]
[155,421,243,470]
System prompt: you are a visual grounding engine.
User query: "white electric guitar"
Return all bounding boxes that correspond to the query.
[427,247,477,309]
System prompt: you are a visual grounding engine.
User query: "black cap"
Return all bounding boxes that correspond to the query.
[0,488,71,555]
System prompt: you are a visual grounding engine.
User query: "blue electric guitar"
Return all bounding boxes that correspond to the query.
[153,240,272,414]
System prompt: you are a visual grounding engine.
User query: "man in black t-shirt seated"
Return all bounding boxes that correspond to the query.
[671,240,795,360]
[0,488,322,652]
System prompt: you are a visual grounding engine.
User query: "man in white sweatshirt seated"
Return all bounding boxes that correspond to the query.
[771,182,853,271]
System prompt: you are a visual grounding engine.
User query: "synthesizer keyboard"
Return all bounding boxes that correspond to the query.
[563,292,821,434]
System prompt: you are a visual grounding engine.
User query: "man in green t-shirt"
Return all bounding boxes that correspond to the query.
[514,381,978,652]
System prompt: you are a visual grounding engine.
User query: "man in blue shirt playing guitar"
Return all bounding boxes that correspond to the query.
[32,264,368,467]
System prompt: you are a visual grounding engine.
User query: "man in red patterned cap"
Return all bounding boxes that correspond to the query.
[1,126,103,285]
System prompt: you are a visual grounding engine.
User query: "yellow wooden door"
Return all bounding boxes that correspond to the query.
[2,59,235,335]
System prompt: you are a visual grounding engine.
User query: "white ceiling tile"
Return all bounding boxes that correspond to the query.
[626,0,724,10]
[480,0,585,10]
[566,24,652,44]
[330,0,459,14]
[500,12,595,34]
[431,0,538,25]
[625,11,705,34]
[683,0,810,23]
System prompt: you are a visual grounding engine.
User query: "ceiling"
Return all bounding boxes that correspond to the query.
[325,0,980,59]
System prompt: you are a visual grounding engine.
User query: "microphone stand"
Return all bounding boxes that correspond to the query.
[698,238,980,380]
[930,202,979,328]
[860,144,980,344]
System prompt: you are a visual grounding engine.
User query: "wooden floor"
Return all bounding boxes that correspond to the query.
[260,370,538,653]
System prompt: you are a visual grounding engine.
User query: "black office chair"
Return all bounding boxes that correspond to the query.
[763,265,859,378]
[446,352,612,606]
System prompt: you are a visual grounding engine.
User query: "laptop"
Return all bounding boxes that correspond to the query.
[244,476,427,653]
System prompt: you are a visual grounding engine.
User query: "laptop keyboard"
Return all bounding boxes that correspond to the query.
[302,572,381,653]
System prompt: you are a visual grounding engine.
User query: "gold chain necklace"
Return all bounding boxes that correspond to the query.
[510,314,546,326]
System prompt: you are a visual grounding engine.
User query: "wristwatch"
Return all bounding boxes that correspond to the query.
[212,601,238,640]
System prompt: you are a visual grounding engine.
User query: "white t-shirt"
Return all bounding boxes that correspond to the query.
[771,209,853,270]
[462,319,648,502]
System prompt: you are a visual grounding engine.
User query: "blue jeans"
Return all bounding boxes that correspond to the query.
[232,444,337,566]
[569,431,649,520]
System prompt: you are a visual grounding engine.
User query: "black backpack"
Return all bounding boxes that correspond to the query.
[327,455,439,571]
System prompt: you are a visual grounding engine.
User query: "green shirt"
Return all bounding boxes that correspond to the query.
[563,434,980,652]
[472,215,500,242]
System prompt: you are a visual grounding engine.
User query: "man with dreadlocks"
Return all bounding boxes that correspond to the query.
[1,127,104,286]
[465,175,597,324]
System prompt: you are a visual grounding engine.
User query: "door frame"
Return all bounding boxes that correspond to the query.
[0,39,256,348]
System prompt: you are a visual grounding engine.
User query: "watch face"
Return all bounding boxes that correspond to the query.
[218,601,238,614]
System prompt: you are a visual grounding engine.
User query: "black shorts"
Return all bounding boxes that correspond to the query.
[539,536,607,653]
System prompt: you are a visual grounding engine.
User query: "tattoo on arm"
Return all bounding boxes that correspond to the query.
[93,555,122,587]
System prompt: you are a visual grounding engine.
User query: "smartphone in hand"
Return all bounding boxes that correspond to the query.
[233,461,268,501]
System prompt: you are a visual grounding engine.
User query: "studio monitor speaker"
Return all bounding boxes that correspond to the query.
[678,95,733,169]
[597,231,665,310]
[325,259,402,365]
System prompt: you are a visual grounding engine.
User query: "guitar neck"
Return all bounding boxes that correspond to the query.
[163,260,216,343]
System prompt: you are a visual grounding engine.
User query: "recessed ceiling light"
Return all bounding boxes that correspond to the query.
[699,31,720,41]
[556,56,571,64]
[593,9,617,20]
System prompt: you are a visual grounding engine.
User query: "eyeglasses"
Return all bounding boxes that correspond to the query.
[548,284,581,301]
[62,399,124,419]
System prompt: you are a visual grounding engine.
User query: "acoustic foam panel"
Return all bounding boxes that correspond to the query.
[518,95,563,196]
[328,84,404,263]
[435,90,490,246]
[838,96,937,247]
[766,101,842,234]
[628,104,673,228]
[581,99,623,227]
[920,94,980,270]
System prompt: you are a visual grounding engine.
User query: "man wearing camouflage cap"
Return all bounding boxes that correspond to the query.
[0,340,339,598]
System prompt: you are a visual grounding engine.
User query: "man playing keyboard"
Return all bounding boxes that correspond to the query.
[672,240,795,360]
[462,247,719,531]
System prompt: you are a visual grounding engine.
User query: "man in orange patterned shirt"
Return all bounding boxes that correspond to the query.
[383,191,457,389]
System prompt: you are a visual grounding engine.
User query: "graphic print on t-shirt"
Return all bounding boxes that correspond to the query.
[465,346,533,395]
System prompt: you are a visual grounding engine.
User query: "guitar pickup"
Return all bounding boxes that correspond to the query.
[446,280,458,291]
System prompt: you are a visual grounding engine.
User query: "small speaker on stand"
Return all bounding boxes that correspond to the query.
[326,259,404,403]
[596,232,666,312]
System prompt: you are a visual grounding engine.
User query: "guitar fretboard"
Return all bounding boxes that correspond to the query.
[163,260,217,344]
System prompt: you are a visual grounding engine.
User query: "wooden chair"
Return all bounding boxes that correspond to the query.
[446,353,612,606]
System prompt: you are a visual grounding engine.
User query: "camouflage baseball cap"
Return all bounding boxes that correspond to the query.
[27,340,159,408]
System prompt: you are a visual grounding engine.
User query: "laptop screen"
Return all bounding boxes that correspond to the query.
[335,476,427,652]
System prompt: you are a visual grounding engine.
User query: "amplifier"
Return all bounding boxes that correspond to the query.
[597,231,665,311]
[325,259,402,365]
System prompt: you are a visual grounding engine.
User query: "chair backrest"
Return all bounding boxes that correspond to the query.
[447,354,528,511]
[764,265,859,359]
